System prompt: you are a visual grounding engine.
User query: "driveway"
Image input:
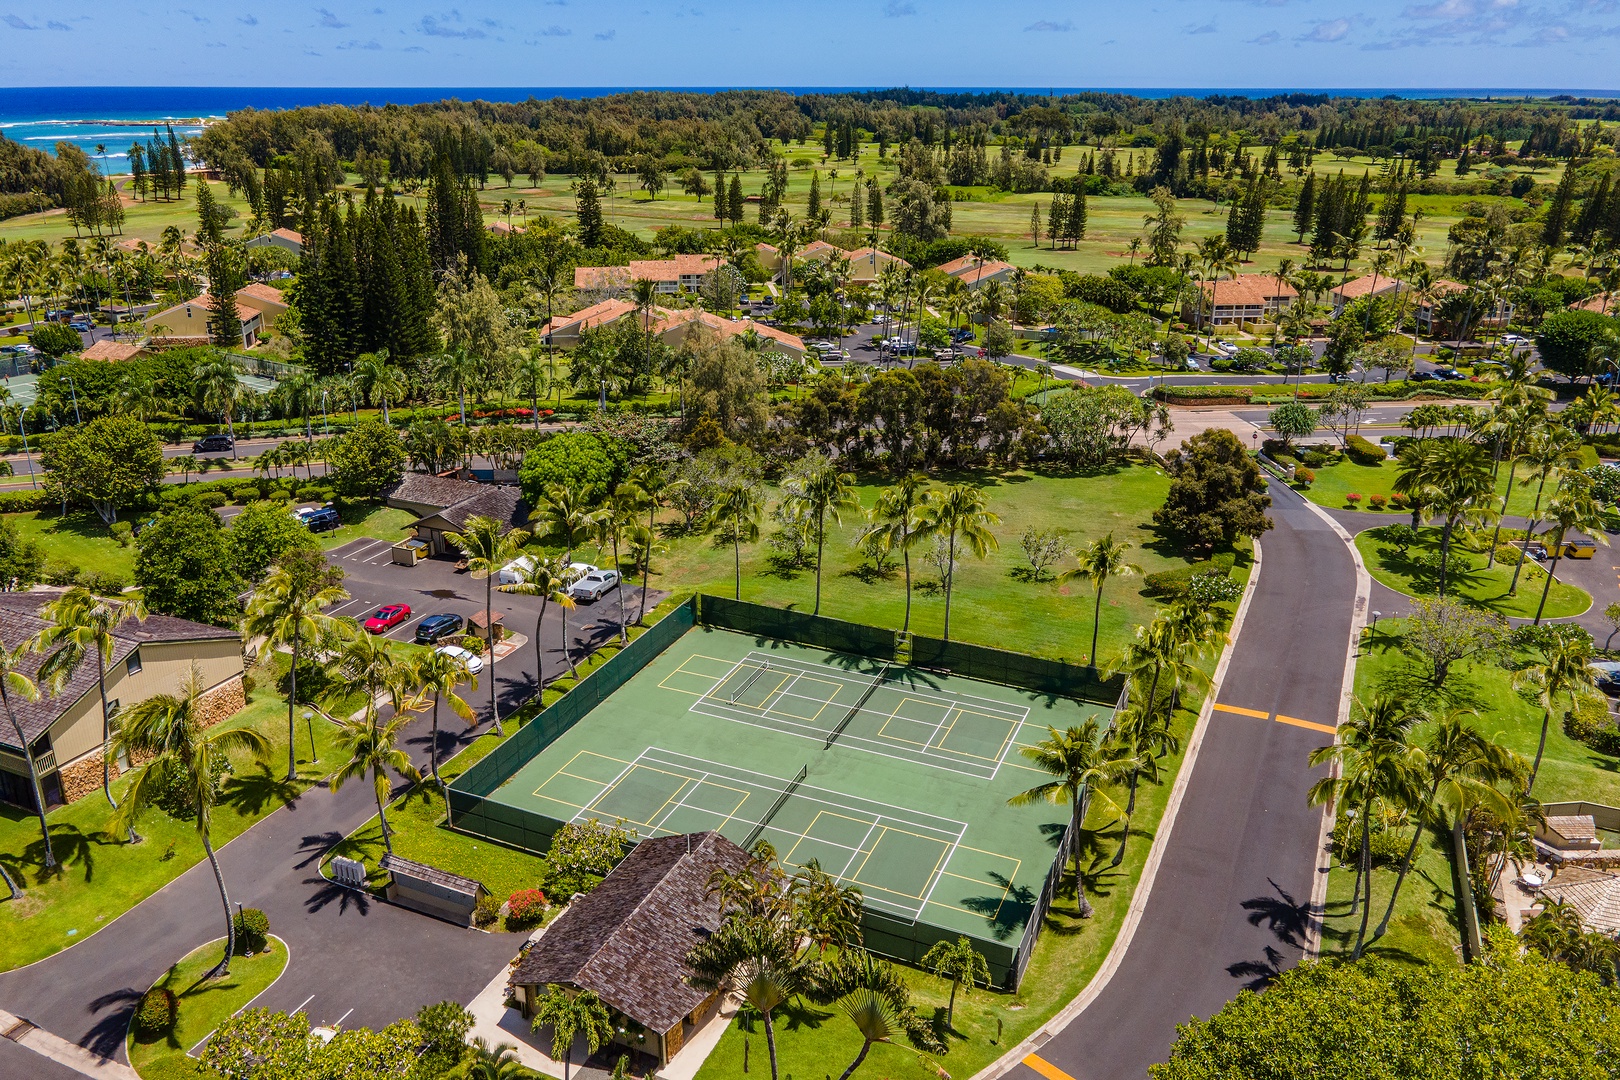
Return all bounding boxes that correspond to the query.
[999,478,1355,1080]
[0,549,664,1068]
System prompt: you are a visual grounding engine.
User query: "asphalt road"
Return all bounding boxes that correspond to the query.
[0,545,660,1070]
[1006,479,1354,1080]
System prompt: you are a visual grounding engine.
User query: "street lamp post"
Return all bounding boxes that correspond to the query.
[64,376,81,426]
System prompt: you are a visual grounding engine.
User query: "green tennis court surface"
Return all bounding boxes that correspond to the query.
[487,626,1110,944]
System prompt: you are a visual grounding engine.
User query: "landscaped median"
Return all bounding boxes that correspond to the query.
[127,931,288,1080]
[1354,525,1590,620]
[1152,381,1491,407]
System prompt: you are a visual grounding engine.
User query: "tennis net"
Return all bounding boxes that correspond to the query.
[824,663,890,749]
[728,660,770,704]
[742,765,808,849]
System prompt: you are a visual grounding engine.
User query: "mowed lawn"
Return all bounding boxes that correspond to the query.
[10,510,137,579]
[1355,526,1590,621]
[1299,458,1558,518]
[551,465,1187,668]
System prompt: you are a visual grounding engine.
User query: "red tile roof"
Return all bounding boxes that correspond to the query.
[1197,275,1298,307]
[1332,274,1405,300]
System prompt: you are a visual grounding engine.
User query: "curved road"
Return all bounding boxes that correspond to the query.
[1005,479,1360,1080]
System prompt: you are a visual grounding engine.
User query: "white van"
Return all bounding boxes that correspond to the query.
[496,555,536,585]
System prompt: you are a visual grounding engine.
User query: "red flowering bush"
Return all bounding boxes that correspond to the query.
[1345,492,1363,506]
[506,889,548,929]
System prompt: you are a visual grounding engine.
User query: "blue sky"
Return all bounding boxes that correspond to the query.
[2,1,1617,89]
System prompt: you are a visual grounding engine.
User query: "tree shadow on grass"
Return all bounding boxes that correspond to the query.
[1,823,99,886]
[222,768,302,817]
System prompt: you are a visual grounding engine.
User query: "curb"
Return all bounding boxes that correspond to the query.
[973,537,1266,1080]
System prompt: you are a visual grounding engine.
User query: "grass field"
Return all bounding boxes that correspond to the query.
[10,509,136,578]
[0,655,347,971]
[553,465,1183,668]
[1325,616,1620,965]
[127,936,288,1080]
[1354,526,1590,620]
[1297,458,1556,518]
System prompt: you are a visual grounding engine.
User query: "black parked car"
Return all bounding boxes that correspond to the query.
[300,507,341,533]
[415,613,466,645]
[192,433,234,453]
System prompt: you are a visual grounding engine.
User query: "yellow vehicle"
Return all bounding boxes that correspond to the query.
[1562,540,1597,559]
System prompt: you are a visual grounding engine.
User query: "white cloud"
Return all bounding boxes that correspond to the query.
[317,8,349,28]
[420,13,484,37]
[1298,15,1353,38]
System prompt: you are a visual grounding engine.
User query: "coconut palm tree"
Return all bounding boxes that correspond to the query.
[686,916,809,1080]
[1009,719,1139,916]
[1307,693,1422,958]
[32,588,145,812]
[595,485,644,643]
[498,554,575,689]
[1368,711,1517,943]
[273,367,319,441]
[410,648,478,794]
[530,987,612,1080]
[708,477,764,601]
[194,352,243,457]
[0,639,50,869]
[330,712,420,854]
[531,483,599,566]
[855,474,931,633]
[1061,534,1142,671]
[353,349,406,425]
[446,515,531,735]
[781,453,860,616]
[1533,473,1610,625]
[1508,424,1584,596]
[919,936,990,1030]
[112,664,270,975]
[511,349,549,430]
[1392,438,1496,596]
[241,551,348,780]
[918,483,1000,641]
[1517,626,1597,791]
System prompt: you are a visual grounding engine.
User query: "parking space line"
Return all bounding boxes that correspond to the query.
[387,614,429,641]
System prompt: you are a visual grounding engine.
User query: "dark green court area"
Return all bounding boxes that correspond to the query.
[475,623,1110,973]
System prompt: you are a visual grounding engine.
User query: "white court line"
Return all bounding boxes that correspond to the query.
[574,756,642,822]
[917,822,970,912]
[739,650,1029,719]
[838,819,881,880]
[757,670,805,714]
[692,655,752,709]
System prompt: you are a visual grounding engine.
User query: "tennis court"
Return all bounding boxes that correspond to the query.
[481,624,1111,948]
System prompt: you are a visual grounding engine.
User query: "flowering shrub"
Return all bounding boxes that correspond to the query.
[506,889,548,929]
[1346,493,1363,506]
[1368,494,1388,511]
[1390,493,1408,508]
[1293,467,1316,486]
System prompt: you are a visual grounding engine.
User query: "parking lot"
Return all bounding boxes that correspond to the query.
[325,538,662,718]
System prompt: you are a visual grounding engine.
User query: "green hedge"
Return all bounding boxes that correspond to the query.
[1345,434,1387,465]
[1143,552,1238,597]
[0,489,56,512]
[133,988,177,1038]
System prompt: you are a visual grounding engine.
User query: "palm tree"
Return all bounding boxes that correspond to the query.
[446,515,531,735]
[627,526,665,625]
[33,588,145,812]
[117,376,164,422]
[1517,627,1597,791]
[353,349,406,425]
[686,916,808,1080]
[195,352,242,457]
[1061,534,1143,670]
[781,454,860,616]
[435,346,480,424]
[411,648,478,793]
[464,1039,530,1080]
[0,639,50,869]
[530,987,612,1080]
[833,988,901,1080]
[330,713,420,854]
[511,349,549,430]
[1009,719,1139,917]
[596,486,643,643]
[241,552,348,780]
[919,936,990,1029]
[856,474,931,633]
[1508,424,1584,595]
[531,483,598,566]
[1369,712,1516,943]
[273,367,319,442]
[1392,438,1496,596]
[499,554,575,690]
[112,665,270,975]
[918,483,1000,641]
[1533,474,1609,625]
[1307,694,1421,958]
[708,478,764,601]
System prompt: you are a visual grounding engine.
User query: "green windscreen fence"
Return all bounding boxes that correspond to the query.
[698,595,897,661]
[910,635,1122,705]
[447,596,698,847]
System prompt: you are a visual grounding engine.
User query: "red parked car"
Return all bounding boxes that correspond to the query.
[363,604,412,634]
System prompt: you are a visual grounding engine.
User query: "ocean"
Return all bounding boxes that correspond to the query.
[5,85,1617,175]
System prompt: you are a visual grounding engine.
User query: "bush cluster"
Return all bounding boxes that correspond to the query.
[1344,433,1387,466]
[1142,552,1238,598]
[505,888,548,930]
[233,907,270,953]
[133,987,178,1038]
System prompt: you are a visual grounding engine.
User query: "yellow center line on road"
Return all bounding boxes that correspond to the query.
[1022,1054,1078,1080]
[1215,702,1337,735]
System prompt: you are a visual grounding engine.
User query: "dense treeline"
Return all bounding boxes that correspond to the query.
[0,135,109,222]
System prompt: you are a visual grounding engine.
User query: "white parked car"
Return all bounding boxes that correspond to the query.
[1501,333,1529,346]
[1215,340,1240,357]
[435,644,485,675]
[496,555,537,585]
[570,568,621,601]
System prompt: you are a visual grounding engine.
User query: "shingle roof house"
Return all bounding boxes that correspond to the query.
[383,474,527,557]
[509,832,752,1065]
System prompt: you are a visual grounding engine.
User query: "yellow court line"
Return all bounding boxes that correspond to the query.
[1213,703,1270,719]
[1275,713,1338,735]
[1023,1054,1077,1080]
